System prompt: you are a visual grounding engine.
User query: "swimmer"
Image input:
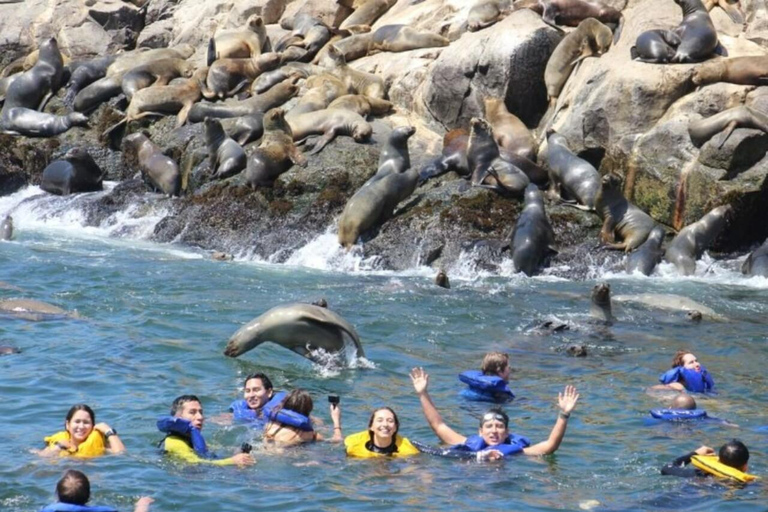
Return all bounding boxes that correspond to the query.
[263,389,342,446]
[344,407,420,458]
[212,372,282,428]
[459,351,515,402]
[649,394,736,426]
[671,394,696,410]
[158,394,255,466]
[661,439,756,482]
[40,404,125,458]
[653,351,715,393]
[41,469,153,512]
[411,367,579,459]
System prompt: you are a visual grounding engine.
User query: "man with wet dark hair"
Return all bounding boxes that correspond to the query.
[42,469,153,512]
[661,440,753,481]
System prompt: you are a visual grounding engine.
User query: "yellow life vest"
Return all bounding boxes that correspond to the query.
[44,430,106,458]
[691,455,758,483]
[344,431,420,458]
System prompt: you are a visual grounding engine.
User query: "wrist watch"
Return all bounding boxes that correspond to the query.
[104,428,117,438]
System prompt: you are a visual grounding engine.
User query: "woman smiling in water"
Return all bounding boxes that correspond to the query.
[344,407,420,458]
[40,404,125,458]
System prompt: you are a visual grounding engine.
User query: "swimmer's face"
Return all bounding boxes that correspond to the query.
[66,410,94,444]
[682,353,701,372]
[178,400,204,431]
[479,418,508,446]
[244,378,272,410]
[369,409,397,440]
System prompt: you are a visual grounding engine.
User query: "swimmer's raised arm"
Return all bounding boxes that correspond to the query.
[523,385,579,456]
[134,497,154,512]
[410,367,466,445]
[95,422,126,454]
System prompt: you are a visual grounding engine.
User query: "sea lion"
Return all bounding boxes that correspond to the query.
[687,310,703,322]
[703,0,744,24]
[316,32,374,64]
[244,108,307,188]
[204,117,247,180]
[590,282,614,324]
[625,225,665,276]
[123,132,181,196]
[40,148,105,196]
[419,129,470,181]
[545,18,613,106]
[0,38,63,116]
[121,58,196,101]
[288,108,372,154]
[1,215,12,241]
[671,0,718,63]
[435,270,451,289]
[337,126,418,248]
[499,151,549,186]
[326,94,392,117]
[223,303,365,362]
[688,106,768,148]
[204,53,281,99]
[319,45,387,99]
[73,75,124,113]
[467,118,529,196]
[741,238,768,277]
[612,293,723,319]
[692,56,768,87]
[190,75,300,122]
[208,15,268,65]
[519,0,623,30]
[63,55,117,106]
[595,174,655,252]
[0,73,19,103]
[565,344,588,357]
[222,113,264,145]
[630,29,681,63]
[277,15,333,63]
[664,205,731,275]
[484,97,537,161]
[468,0,513,32]
[509,183,556,276]
[0,298,75,320]
[285,74,347,120]
[251,63,320,94]
[369,25,450,53]
[212,251,234,261]
[544,132,600,210]
[106,45,196,77]
[0,346,21,356]
[1,108,88,137]
[339,0,396,30]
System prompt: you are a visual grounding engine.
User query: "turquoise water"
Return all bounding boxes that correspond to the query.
[1,186,767,512]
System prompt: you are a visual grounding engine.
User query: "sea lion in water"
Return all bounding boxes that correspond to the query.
[664,205,731,275]
[544,131,600,210]
[510,184,556,276]
[189,76,300,122]
[468,0,513,31]
[590,283,614,324]
[467,118,529,196]
[625,225,665,276]
[208,15,268,65]
[244,108,307,188]
[435,270,451,289]
[1,215,12,241]
[121,58,196,101]
[630,29,681,63]
[741,238,768,277]
[0,346,21,355]
[613,293,723,320]
[688,106,768,148]
[319,45,386,99]
[204,117,246,180]
[692,56,768,87]
[204,53,281,100]
[484,97,536,161]
[671,0,719,63]
[0,298,76,320]
[223,303,365,362]
[337,126,418,248]
[123,132,181,196]
[41,148,105,196]
[545,18,613,106]
[288,108,372,155]
[1,108,88,137]
[595,174,655,252]
[339,0,396,30]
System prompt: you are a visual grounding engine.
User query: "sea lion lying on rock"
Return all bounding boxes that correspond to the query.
[688,106,768,148]
[288,108,372,155]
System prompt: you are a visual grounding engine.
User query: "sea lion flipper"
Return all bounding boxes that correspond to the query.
[613,16,624,44]
[38,92,54,112]
[718,120,738,149]
[176,104,193,127]
[207,38,216,67]
[289,144,308,167]
[305,129,336,155]
[719,0,745,25]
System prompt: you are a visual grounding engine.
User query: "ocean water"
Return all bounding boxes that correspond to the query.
[1,186,766,512]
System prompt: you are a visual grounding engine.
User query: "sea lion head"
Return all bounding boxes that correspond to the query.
[591,283,611,306]
[592,22,614,54]
[565,344,588,357]
[469,117,493,140]
[686,310,703,322]
[203,117,226,144]
[352,123,373,142]
[325,45,345,66]
[435,270,450,289]
[391,125,416,143]
[601,173,623,190]
[38,38,62,65]
[263,108,290,133]
[179,60,196,78]
[246,15,265,32]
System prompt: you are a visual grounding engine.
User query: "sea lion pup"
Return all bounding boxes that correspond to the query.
[688,106,768,148]
[288,109,372,154]
[1,108,88,137]
[468,0,514,32]
[368,25,450,54]
[435,270,451,289]
[510,184,556,276]
[1,215,12,241]
[671,0,718,63]
[337,126,418,248]
[703,0,744,25]
[190,75,300,122]
[595,174,655,252]
[285,74,347,120]
[207,15,268,66]
[544,131,600,210]
[484,97,537,161]
[625,225,665,276]
[63,55,117,106]
[319,45,387,99]
[203,53,281,100]
[590,282,614,324]
[121,58,196,101]
[0,38,63,116]
[244,108,307,188]
[204,117,246,180]
[545,18,613,107]
[742,238,768,277]
[664,205,731,275]
[104,67,207,134]
[327,94,392,117]
[692,56,768,87]
[339,0,396,30]
[467,118,530,196]
[251,63,319,94]
[419,128,470,181]
[630,29,681,63]
[40,148,105,196]
[123,132,181,196]
[223,303,364,362]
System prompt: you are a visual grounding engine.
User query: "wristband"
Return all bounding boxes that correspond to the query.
[105,428,117,438]
[559,412,571,420]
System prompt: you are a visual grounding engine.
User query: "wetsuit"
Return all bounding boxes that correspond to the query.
[661,452,707,477]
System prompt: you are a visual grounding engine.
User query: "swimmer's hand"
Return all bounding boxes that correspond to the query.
[231,453,255,466]
[134,497,154,512]
[694,446,715,456]
[477,449,504,461]
[558,385,580,415]
[410,367,429,395]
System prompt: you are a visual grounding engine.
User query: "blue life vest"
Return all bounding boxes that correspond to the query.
[659,366,715,393]
[452,433,531,457]
[230,391,287,427]
[458,370,515,403]
[41,504,117,512]
[156,416,211,458]
[649,409,708,421]
[264,401,313,432]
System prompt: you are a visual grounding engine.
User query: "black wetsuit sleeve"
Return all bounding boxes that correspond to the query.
[660,452,702,477]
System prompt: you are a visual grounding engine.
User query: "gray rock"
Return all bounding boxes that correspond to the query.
[698,128,768,177]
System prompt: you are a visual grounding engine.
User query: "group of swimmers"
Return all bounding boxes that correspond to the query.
[37,350,756,511]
